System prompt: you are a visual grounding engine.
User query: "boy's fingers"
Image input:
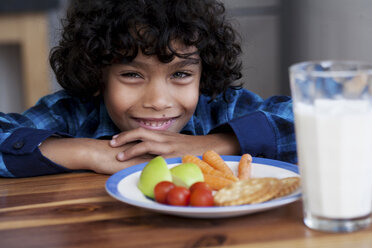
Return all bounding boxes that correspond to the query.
[116,141,173,161]
[110,128,165,147]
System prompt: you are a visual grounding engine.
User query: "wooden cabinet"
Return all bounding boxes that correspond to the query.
[0,13,50,109]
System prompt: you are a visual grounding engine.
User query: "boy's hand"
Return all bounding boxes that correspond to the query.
[39,137,154,174]
[109,127,240,161]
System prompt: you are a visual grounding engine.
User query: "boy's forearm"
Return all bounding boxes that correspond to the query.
[204,133,241,155]
[39,137,99,171]
[39,137,152,175]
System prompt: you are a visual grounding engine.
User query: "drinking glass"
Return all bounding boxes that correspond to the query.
[290,60,372,232]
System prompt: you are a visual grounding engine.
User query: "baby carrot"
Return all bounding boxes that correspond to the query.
[182,155,215,174]
[202,150,234,176]
[238,154,252,180]
[203,173,234,191]
[182,155,238,182]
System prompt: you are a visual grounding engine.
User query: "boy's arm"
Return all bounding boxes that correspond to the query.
[0,92,80,177]
[188,89,296,163]
[0,127,72,177]
[38,137,153,175]
[189,89,296,163]
[226,112,283,158]
[225,95,297,163]
[0,128,152,178]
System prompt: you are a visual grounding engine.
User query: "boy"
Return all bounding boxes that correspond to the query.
[0,0,295,177]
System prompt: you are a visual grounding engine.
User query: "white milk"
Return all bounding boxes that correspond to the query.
[294,99,372,219]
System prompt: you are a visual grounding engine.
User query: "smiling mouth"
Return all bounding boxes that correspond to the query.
[134,118,177,130]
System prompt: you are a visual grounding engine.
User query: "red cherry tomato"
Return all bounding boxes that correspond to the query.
[166,186,191,206]
[189,182,210,193]
[154,181,175,204]
[190,188,214,207]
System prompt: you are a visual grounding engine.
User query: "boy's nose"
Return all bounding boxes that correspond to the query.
[142,80,173,111]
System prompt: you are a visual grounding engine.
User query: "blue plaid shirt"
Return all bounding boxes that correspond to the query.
[0,88,296,177]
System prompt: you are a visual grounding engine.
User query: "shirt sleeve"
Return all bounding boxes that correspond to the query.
[228,111,277,158]
[207,89,297,163]
[228,91,296,163]
[0,91,78,178]
[0,128,72,177]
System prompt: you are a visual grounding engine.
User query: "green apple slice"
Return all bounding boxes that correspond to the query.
[170,163,204,188]
[137,156,172,198]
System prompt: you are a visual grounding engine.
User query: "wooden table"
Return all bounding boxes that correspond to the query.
[1,173,372,248]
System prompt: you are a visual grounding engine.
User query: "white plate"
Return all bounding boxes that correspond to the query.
[105,156,301,218]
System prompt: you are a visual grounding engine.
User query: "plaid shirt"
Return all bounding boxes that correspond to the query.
[0,88,296,177]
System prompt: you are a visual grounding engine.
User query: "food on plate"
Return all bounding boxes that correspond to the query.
[238,153,252,180]
[190,188,214,207]
[275,177,301,198]
[182,155,238,182]
[214,177,300,206]
[138,152,300,208]
[214,177,281,206]
[137,156,172,198]
[202,150,234,176]
[170,163,204,188]
[154,181,175,204]
[166,186,191,206]
[203,173,234,191]
[189,182,210,193]
[154,181,214,207]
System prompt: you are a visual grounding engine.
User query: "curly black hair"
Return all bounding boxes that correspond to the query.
[50,0,242,100]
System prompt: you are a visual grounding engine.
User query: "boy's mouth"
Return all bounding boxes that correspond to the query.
[134,117,176,131]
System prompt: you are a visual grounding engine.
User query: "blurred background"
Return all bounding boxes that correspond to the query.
[0,0,372,113]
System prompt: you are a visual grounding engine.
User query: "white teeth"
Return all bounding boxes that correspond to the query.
[140,120,171,127]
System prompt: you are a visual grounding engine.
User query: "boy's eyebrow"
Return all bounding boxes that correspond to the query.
[170,58,201,68]
[123,57,201,68]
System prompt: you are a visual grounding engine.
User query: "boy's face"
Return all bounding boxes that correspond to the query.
[103,47,201,133]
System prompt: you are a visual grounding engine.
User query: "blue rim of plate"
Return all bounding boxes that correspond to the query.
[105,156,301,214]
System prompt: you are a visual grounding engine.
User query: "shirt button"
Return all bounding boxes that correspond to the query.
[13,141,24,149]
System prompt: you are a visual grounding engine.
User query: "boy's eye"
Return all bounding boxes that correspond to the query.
[172,71,191,79]
[121,72,142,78]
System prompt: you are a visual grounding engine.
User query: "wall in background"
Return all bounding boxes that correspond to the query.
[281,0,372,94]
[0,45,23,112]
[223,0,282,98]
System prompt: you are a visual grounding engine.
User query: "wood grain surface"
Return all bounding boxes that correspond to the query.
[0,172,371,248]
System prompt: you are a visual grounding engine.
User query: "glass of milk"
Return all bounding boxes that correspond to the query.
[290,61,372,232]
